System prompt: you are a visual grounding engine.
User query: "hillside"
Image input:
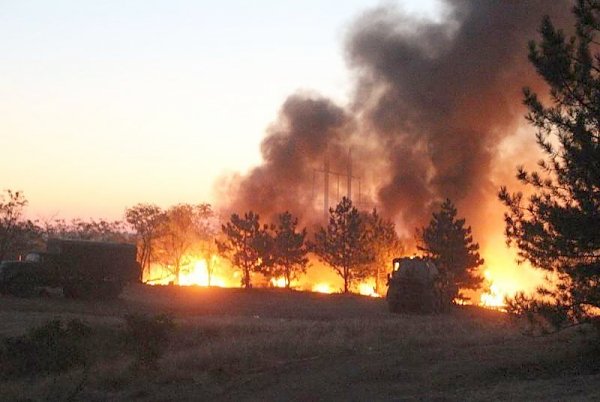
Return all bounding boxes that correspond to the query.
[1,285,599,401]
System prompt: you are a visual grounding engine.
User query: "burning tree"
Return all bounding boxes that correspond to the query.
[125,204,168,280]
[264,211,309,288]
[417,199,483,307]
[500,1,600,329]
[217,211,268,289]
[313,197,372,294]
[155,203,213,285]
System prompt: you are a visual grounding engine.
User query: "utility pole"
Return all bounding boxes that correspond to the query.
[324,147,330,222]
[347,148,352,201]
[314,146,363,223]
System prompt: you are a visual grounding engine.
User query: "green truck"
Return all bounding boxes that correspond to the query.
[0,238,139,299]
[386,257,441,314]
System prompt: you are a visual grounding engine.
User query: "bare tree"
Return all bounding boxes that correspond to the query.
[155,204,213,285]
[125,204,167,280]
[362,209,404,295]
[0,190,40,261]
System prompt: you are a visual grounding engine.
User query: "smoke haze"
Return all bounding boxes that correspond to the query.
[221,0,572,241]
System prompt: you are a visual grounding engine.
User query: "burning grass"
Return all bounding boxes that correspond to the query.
[0,285,599,401]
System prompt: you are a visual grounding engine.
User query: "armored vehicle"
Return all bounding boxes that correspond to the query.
[386,257,441,314]
[0,239,139,299]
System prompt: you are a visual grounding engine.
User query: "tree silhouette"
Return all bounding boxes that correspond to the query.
[266,211,309,288]
[125,204,168,281]
[500,1,600,327]
[362,209,404,295]
[417,199,483,306]
[217,211,266,289]
[0,190,40,261]
[313,197,372,293]
[155,204,213,285]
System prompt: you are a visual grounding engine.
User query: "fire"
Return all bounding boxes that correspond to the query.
[142,252,534,307]
[312,283,334,294]
[179,260,227,287]
[479,269,516,309]
[480,282,506,308]
[475,242,545,309]
[270,277,287,288]
[144,255,236,287]
[357,282,381,298]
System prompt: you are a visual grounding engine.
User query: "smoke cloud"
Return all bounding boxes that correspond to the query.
[221,0,572,239]
[219,94,353,226]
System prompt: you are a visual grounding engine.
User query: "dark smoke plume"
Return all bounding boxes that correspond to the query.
[221,1,571,238]
[220,94,354,227]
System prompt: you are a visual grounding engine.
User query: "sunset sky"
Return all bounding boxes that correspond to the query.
[1,0,442,220]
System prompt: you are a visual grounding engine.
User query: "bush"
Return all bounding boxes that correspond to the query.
[0,319,91,378]
[123,313,175,369]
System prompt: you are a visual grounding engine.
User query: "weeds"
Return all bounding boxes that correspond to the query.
[123,313,175,369]
[0,319,91,379]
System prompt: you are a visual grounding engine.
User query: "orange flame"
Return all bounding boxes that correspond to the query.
[357,282,381,298]
[312,283,334,294]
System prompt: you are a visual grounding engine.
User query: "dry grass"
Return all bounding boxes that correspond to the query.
[0,284,598,401]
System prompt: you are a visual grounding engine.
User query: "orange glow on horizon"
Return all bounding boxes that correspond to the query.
[142,244,543,308]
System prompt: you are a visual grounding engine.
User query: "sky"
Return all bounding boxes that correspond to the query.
[1,0,442,220]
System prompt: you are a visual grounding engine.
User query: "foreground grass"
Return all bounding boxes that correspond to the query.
[1,285,599,401]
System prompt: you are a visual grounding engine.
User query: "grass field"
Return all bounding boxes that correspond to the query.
[1,285,599,401]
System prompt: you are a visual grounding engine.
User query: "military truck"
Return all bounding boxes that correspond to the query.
[386,257,441,314]
[0,238,139,299]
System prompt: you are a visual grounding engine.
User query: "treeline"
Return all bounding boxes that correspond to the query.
[1,188,484,302]
[126,197,405,293]
[216,197,404,293]
[0,190,405,294]
[0,194,218,284]
[0,190,131,262]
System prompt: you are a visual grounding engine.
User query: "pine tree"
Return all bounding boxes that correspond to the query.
[500,0,600,327]
[267,211,309,288]
[313,197,372,293]
[417,199,483,306]
[217,211,266,289]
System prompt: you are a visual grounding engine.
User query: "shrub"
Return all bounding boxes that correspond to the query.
[0,319,91,378]
[123,313,175,369]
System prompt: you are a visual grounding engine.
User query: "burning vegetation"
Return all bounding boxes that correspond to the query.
[213,0,573,308]
[3,1,600,399]
[0,0,596,319]
[135,200,393,298]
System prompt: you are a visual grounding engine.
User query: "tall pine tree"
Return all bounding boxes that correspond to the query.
[265,211,309,288]
[217,211,266,289]
[313,197,372,293]
[417,199,483,306]
[500,0,600,327]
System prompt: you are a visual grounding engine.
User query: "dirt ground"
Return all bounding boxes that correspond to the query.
[1,284,599,401]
